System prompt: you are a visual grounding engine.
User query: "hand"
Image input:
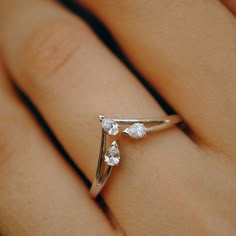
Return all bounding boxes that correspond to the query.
[0,0,235,235]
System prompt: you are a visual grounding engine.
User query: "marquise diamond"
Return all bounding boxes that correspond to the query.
[104,141,120,166]
[101,118,119,136]
[124,123,147,139]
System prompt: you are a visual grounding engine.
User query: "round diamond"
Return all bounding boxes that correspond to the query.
[125,123,147,139]
[101,118,119,136]
[104,142,120,166]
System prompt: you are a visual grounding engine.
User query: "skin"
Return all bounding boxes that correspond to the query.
[0,0,235,235]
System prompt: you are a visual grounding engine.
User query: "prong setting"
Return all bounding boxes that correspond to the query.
[99,114,105,122]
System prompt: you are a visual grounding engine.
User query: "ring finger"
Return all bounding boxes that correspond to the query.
[0,0,197,235]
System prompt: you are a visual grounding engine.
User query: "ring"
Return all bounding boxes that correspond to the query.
[90,114,182,198]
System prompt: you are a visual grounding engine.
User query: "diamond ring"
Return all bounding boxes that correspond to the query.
[90,114,182,198]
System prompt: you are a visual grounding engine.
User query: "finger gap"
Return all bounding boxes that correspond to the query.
[96,196,125,234]
[14,83,91,187]
[0,62,91,186]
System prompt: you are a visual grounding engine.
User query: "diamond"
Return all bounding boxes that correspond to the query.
[101,118,119,136]
[123,123,147,139]
[104,141,120,166]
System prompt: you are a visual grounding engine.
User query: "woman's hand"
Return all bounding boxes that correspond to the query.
[0,0,235,235]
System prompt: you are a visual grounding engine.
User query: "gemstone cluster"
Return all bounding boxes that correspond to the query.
[100,116,148,166]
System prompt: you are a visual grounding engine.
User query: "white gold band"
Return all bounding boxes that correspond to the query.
[90,114,182,198]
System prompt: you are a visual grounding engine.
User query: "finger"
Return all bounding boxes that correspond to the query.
[0,66,116,235]
[221,0,236,15]
[0,0,201,235]
[78,0,236,156]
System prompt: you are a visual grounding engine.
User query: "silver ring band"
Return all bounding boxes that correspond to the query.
[90,114,182,198]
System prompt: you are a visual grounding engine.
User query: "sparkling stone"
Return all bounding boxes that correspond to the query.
[124,123,147,139]
[104,141,120,166]
[101,118,119,136]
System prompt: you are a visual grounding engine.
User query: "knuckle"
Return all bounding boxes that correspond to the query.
[22,19,84,83]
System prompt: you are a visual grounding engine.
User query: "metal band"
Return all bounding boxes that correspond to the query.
[90,114,182,198]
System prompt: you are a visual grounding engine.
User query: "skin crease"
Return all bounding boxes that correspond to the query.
[0,0,235,235]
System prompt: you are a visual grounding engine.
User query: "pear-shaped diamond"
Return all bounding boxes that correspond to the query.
[123,123,147,139]
[104,141,120,166]
[101,118,119,136]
